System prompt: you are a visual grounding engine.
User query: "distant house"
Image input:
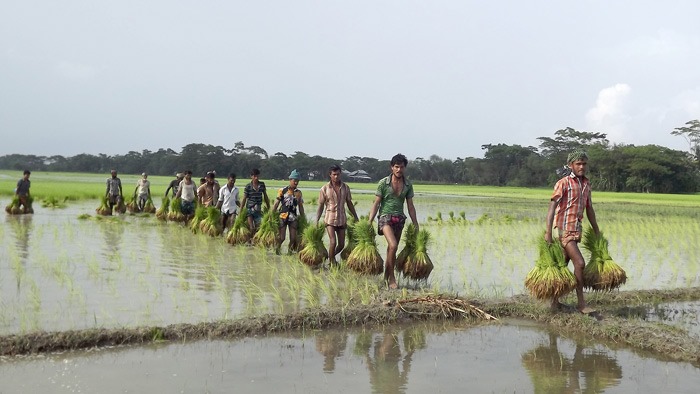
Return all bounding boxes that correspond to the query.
[342,169,372,182]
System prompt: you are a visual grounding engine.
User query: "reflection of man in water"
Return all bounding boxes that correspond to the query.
[315,330,348,373]
[8,214,32,262]
[521,333,622,393]
[364,331,415,394]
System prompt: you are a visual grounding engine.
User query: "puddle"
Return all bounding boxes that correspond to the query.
[645,301,700,339]
[1,321,698,393]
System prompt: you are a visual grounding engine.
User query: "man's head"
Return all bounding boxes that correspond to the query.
[176,172,183,180]
[227,173,236,186]
[110,169,117,178]
[205,172,216,184]
[250,168,261,182]
[200,177,207,185]
[288,169,301,186]
[328,164,341,184]
[23,170,31,179]
[142,172,148,179]
[390,153,408,178]
[567,150,589,177]
[184,170,192,180]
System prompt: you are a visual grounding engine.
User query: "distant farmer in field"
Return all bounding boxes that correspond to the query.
[165,172,183,198]
[216,173,240,230]
[545,150,600,314]
[175,170,197,221]
[106,169,123,213]
[134,172,151,212]
[241,168,270,234]
[197,173,218,207]
[207,170,221,198]
[15,170,31,213]
[369,153,419,289]
[316,164,359,266]
[274,169,305,253]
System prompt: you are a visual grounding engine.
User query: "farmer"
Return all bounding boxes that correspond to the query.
[175,170,197,221]
[164,173,183,198]
[15,170,31,213]
[105,169,123,213]
[315,164,359,266]
[216,173,240,230]
[197,173,218,207]
[241,168,270,234]
[273,169,305,253]
[134,172,151,212]
[545,150,600,314]
[368,153,419,289]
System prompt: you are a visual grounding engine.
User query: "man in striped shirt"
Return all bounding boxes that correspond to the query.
[241,168,270,234]
[545,150,600,314]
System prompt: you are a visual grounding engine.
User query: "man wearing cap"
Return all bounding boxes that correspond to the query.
[134,173,151,212]
[545,150,600,314]
[273,169,305,253]
[165,173,183,198]
[105,169,123,213]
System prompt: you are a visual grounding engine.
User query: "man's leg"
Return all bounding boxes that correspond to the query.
[564,241,589,312]
[326,226,337,263]
[382,225,399,289]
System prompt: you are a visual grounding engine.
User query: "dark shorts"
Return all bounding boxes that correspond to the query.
[247,207,263,225]
[279,212,298,228]
[181,200,195,215]
[377,214,406,236]
[108,195,121,205]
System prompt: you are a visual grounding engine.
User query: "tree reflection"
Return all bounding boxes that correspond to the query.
[521,333,622,393]
[348,326,426,394]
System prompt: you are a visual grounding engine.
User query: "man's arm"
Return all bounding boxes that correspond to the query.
[368,195,382,223]
[544,200,557,244]
[406,197,418,233]
[586,204,600,235]
[346,190,359,221]
[298,191,304,216]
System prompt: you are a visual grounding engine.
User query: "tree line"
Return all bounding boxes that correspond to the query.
[2,123,699,193]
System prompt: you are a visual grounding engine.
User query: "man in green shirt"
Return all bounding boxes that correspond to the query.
[368,153,419,289]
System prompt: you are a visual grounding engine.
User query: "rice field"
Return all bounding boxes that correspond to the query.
[1,172,699,335]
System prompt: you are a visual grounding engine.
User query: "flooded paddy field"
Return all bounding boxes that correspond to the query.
[2,321,699,393]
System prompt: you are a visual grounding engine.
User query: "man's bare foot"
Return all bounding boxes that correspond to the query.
[386,279,398,289]
[578,306,596,314]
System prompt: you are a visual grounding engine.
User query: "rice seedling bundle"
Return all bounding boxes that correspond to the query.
[143,196,156,213]
[190,205,208,233]
[125,195,138,213]
[524,237,576,300]
[95,195,112,216]
[402,228,434,280]
[298,223,328,267]
[340,218,357,260]
[200,206,223,237]
[253,208,280,248]
[395,223,417,273]
[155,196,170,220]
[226,206,250,245]
[291,214,309,252]
[5,196,23,214]
[582,227,627,291]
[346,219,383,275]
[115,197,126,214]
[167,198,185,222]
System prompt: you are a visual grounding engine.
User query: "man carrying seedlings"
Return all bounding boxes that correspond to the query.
[175,170,197,221]
[106,169,123,214]
[134,172,151,212]
[241,168,270,234]
[216,173,240,231]
[369,153,419,289]
[545,150,600,314]
[273,169,305,254]
[165,172,183,198]
[15,170,31,213]
[197,172,218,207]
[316,164,359,266]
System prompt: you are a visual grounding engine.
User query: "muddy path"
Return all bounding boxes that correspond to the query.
[2,287,699,366]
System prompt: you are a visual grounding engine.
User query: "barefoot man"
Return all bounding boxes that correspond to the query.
[369,154,419,289]
[545,150,600,314]
[316,164,359,265]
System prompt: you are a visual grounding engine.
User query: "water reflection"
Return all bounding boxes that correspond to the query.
[96,218,126,261]
[522,333,622,393]
[6,214,32,262]
[315,330,348,372]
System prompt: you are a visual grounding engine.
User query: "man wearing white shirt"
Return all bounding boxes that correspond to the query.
[217,173,240,231]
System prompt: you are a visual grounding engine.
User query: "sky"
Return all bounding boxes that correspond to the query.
[1,1,699,161]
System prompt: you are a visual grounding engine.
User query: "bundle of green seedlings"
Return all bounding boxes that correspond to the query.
[167,198,185,222]
[253,208,280,248]
[5,196,34,214]
[395,223,417,273]
[143,196,156,213]
[291,214,309,252]
[226,206,250,245]
[95,195,112,216]
[114,197,126,214]
[199,206,223,237]
[155,196,170,220]
[298,223,328,266]
[402,228,434,280]
[340,218,357,260]
[189,204,208,233]
[524,236,576,300]
[125,195,139,213]
[346,219,383,275]
[41,196,67,209]
[582,227,627,291]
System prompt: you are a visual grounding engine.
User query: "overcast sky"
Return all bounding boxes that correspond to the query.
[2,1,699,161]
